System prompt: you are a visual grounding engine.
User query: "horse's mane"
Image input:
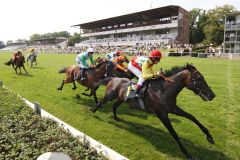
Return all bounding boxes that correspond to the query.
[163,63,196,77]
[94,57,107,69]
[147,63,196,84]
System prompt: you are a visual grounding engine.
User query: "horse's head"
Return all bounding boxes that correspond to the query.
[94,57,108,68]
[185,64,215,101]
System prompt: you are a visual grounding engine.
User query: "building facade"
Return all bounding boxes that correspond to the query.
[73,5,189,46]
[224,13,240,54]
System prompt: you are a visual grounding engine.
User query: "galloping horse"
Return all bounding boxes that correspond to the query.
[91,64,215,159]
[57,57,108,104]
[4,55,28,74]
[27,53,37,67]
[107,56,135,79]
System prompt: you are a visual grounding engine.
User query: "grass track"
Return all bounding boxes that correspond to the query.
[0,52,239,160]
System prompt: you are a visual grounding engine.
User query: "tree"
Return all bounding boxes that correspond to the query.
[189,8,207,44]
[68,32,81,46]
[0,40,5,49]
[203,5,237,45]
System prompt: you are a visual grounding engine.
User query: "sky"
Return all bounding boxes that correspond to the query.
[0,0,239,43]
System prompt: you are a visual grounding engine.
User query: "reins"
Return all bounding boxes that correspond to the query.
[158,74,175,82]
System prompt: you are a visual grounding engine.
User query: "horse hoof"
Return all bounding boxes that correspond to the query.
[207,135,215,144]
[89,108,96,113]
[114,117,121,121]
[57,88,62,90]
[72,87,77,90]
[76,94,81,99]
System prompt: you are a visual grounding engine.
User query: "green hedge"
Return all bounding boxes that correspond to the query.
[0,88,107,160]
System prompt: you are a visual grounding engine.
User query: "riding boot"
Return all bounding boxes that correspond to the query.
[135,84,142,97]
[105,62,111,77]
[80,68,86,81]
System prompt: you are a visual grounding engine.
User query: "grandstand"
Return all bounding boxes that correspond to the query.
[1,41,27,51]
[73,5,189,47]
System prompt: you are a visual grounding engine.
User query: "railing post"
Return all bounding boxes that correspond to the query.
[0,80,3,87]
[34,102,41,116]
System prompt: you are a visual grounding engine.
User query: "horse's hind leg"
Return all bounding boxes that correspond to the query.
[172,105,214,144]
[57,80,65,90]
[157,113,193,159]
[112,100,123,121]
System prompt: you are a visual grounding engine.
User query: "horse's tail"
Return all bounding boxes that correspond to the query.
[58,67,67,74]
[4,59,12,66]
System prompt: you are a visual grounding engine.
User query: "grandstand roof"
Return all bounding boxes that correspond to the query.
[73,5,188,29]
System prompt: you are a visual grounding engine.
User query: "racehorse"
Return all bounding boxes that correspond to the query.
[4,55,28,74]
[57,57,108,104]
[91,64,215,159]
[27,53,37,67]
[106,56,136,79]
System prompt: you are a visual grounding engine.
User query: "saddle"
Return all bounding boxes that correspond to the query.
[124,81,147,101]
[124,81,147,111]
[74,67,91,81]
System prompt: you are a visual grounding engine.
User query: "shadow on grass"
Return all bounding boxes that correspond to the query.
[102,117,231,160]
[10,72,33,77]
[28,66,44,69]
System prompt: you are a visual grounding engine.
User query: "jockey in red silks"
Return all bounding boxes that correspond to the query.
[128,50,162,95]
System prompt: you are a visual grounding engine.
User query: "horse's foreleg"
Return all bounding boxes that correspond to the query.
[57,80,65,90]
[82,86,99,96]
[172,105,214,144]
[157,113,193,159]
[22,66,28,75]
[72,81,77,90]
[92,90,98,104]
[91,89,117,113]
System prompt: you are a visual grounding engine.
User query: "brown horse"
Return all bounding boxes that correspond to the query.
[106,56,135,79]
[4,55,28,74]
[91,64,215,159]
[57,57,108,104]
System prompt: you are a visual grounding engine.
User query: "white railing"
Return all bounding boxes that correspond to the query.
[1,85,128,160]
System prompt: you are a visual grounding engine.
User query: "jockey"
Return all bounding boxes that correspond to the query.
[112,55,128,73]
[105,51,122,76]
[75,47,95,81]
[13,51,22,63]
[128,50,162,95]
[30,48,36,56]
[105,51,121,61]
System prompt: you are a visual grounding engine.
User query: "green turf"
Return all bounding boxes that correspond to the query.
[0,52,239,160]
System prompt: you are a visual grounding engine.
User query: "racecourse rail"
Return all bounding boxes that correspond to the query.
[1,82,128,160]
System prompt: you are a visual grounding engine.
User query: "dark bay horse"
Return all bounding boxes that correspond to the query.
[4,55,28,74]
[27,54,37,67]
[57,57,108,104]
[91,64,215,159]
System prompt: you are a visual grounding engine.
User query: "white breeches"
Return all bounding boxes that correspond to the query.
[128,62,145,86]
[75,57,88,68]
